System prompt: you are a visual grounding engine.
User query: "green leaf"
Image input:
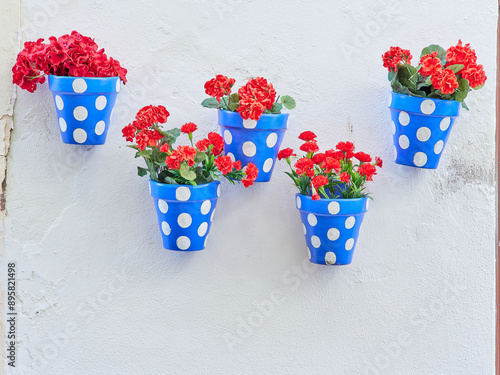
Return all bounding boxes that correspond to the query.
[137,150,152,159]
[163,176,178,184]
[416,82,429,90]
[457,78,470,92]
[396,64,418,90]
[461,101,469,110]
[447,64,465,74]
[455,90,468,102]
[269,102,283,113]
[388,71,396,81]
[179,163,196,181]
[126,144,140,151]
[425,76,432,86]
[137,166,148,177]
[230,93,239,103]
[281,95,296,110]
[473,84,484,90]
[201,97,223,109]
[420,44,446,62]
[228,102,239,111]
[194,151,206,164]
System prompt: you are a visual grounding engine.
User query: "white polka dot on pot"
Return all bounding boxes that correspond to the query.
[210,209,216,222]
[158,199,168,214]
[387,93,393,107]
[399,135,410,149]
[197,222,208,237]
[391,121,396,135]
[302,224,307,235]
[416,127,431,142]
[393,145,398,160]
[72,78,87,93]
[325,252,337,265]
[223,130,232,145]
[345,216,356,229]
[398,111,410,126]
[175,186,191,201]
[328,201,340,215]
[73,128,87,144]
[327,228,340,241]
[55,95,64,110]
[440,117,451,131]
[73,106,88,121]
[307,247,311,260]
[59,118,67,132]
[116,79,121,92]
[217,184,221,197]
[243,119,257,129]
[95,96,107,110]
[262,158,273,173]
[296,196,302,209]
[366,199,370,211]
[307,213,317,226]
[413,152,428,167]
[176,236,190,250]
[95,121,106,136]
[204,236,208,248]
[420,99,436,114]
[345,238,355,251]
[177,213,192,228]
[311,235,321,248]
[201,200,211,215]
[242,141,257,157]
[434,140,444,154]
[266,133,278,148]
[161,221,171,235]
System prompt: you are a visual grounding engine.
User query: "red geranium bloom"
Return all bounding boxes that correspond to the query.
[204,75,236,102]
[374,157,383,168]
[339,172,350,183]
[431,68,458,95]
[445,40,477,69]
[237,77,276,121]
[295,157,314,176]
[196,138,211,152]
[461,64,487,88]
[300,141,319,154]
[181,122,198,134]
[176,145,197,167]
[311,175,328,188]
[358,163,377,181]
[245,162,259,180]
[165,154,181,170]
[122,124,136,142]
[419,51,443,77]
[336,141,355,153]
[277,148,295,160]
[312,192,320,201]
[233,161,242,170]
[159,143,170,153]
[136,130,163,150]
[298,131,317,142]
[382,46,412,72]
[311,153,325,165]
[354,152,372,163]
[214,155,234,175]
[237,101,265,121]
[208,132,224,155]
[322,157,341,173]
[324,149,344,160]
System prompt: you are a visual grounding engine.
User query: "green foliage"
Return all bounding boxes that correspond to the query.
[201,97,223,109]
[420,44,446,63]
[281,95,296,110]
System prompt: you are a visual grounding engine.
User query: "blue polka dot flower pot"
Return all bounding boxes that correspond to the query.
[150,180,220,251]
[48,75,121,145]
[218,109,289,182]
[296,194,369,265]
[389,92,460,169]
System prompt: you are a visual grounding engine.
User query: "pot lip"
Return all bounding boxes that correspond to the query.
[149,179,220,189]
[48,74,120,81]
[390,91,458,105]
[218,108,290,119]
[296,192,368,203]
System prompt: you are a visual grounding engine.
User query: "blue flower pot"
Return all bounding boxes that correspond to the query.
[296,194,369,265]
[388,92,460,169]
[218,109,289,182]
[48,75,121,145]
[149,180,220,251]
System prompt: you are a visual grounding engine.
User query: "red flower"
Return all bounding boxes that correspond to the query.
[237,101,265,121]
[336,141,355,153]
[312,192,320,201]
[122,124,136,142]
[165,154,181,170]
[196,138,210,152]
[382,46,412,72]
[298,131,317,142]
[374,157,383,168]
[445,40,477,69]
[354,152,372,163]
[181,122,198,134]
[311,153,325,165]
[136,130,163,150]
[177,145,197,167]
[241,162,259,187]
[277,148,295,160]
[204,75,235,102]
[419,51,443,77]
[159,144,170,153]
[431,68,458,95]
[136,105,170,126]
[358,163,377,181]
[322,157,341,173]
[208,132,224,155]
[214,155,234,175]
[233,161,242,170]
[324,149,344,160]
[295,157,314,176]
[300,141,319,154]
[311,175,328,188]
[461,64,487,88]
[237,77,277,120]
[339,172,350,183]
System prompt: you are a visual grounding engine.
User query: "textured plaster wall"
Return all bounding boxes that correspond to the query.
[2,0,497,374]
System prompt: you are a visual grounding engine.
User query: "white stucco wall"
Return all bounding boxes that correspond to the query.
[2,0,497,374]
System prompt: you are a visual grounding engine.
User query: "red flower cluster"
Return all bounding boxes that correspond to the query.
[431,69,459,95]
[122,105,170,150]
[214,155,234,175]
[382,46,412,72]
[204,75,236,102]
[237,77,277,121]
[418,52,442,77]
[181,122,198,134]
[242,163,259,187]
[446,41,487,89]
[279,131,382,200]
[12,31,127,93]
[166,145,197,169]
